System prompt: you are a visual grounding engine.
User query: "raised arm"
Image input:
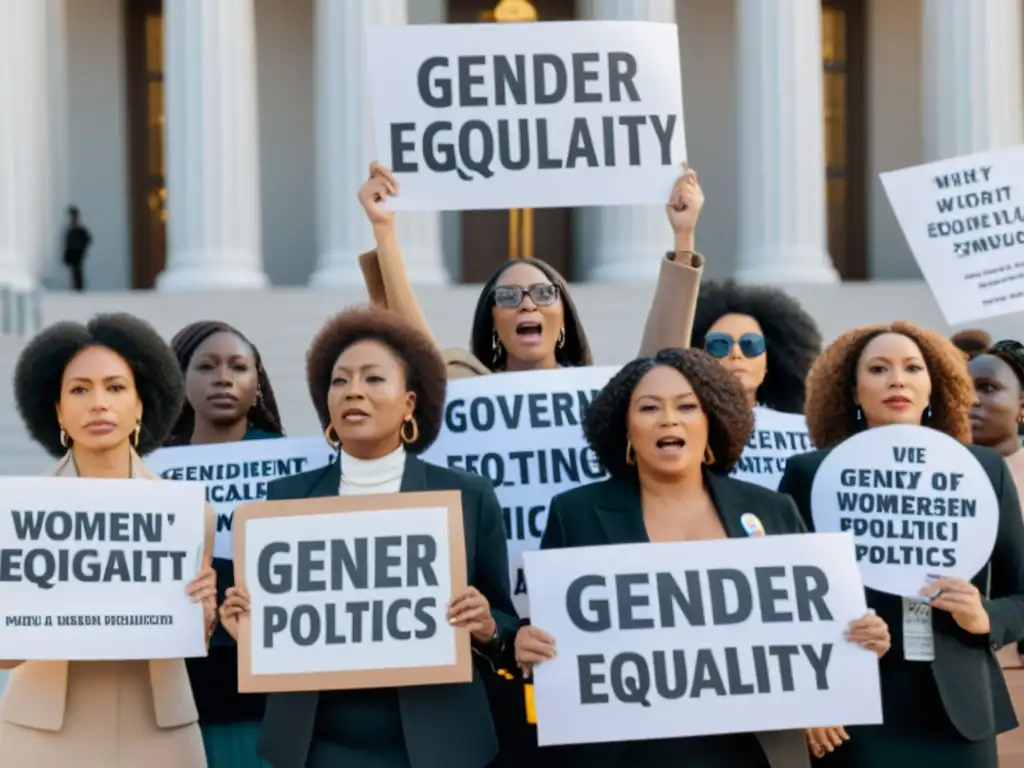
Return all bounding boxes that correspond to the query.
[356,163,439,346]
[637,167,706,357]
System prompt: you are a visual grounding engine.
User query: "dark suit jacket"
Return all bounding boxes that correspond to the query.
[538,469,812,768]
[256,456,519,768]
[779,444,1024,742]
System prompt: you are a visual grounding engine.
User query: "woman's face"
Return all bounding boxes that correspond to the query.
[185,331,258,427]
[969,353,1023,446]
[491,262,564,370]
[854,333,932,429]
[627,365,709,478]
[56,345,142,453]
[327,339,416,455]
[705,313,767,400]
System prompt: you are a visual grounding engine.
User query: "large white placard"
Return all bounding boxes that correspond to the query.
[244,506,457,677]
[146,437,336,559]
[420,366,617,616]
[0,477,207,661]
[810,424,999,597]
[367,21,686,211]
[880,145,1024,325]
[523,533,881,747]
[731,407,812,491]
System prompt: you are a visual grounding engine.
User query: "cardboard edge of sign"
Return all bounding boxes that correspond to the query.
[231,490,472,693]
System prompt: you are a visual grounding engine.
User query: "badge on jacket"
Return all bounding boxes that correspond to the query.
[740,513,766,537]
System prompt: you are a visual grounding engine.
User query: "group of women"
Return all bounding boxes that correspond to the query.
[2,161,1024,768]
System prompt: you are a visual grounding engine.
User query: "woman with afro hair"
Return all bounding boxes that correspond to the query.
[219,306,518,768]
[514,348,888,768]
[165,320,286,768]
[778,322,1024,767]
[1,313,217,767]
[691,280,822,414]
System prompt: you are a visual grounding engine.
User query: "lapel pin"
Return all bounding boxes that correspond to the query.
[740,513,766,537]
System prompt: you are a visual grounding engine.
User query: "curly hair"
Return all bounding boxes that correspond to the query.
[469,258,592,371]
[691,280,822,413]
[583,348,754,478]
[14,313,185,458]
[306,306,447,454]
[804,321,973,449]
[165,320,285,446]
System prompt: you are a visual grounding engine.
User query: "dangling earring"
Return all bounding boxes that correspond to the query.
[625,438,636,466]
[59,427,69,448]
[704,445,716,466]
[132,421,141,449]
[855,406,863,422]
[401,417,420,445]
[557,326,566,349]
[491,330,503,367]
[324,424,341,450]
[925,404,933,421]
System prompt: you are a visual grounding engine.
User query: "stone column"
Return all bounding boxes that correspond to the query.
[310,0,447,287]
[158,0,268,290]
[0,0,47,294]
[579,0,677,282]
[922,0,1024,160]
[734,0,838,283]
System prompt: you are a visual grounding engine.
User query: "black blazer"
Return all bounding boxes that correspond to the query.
[779,444,1024,742]
[538,469,812,768]
[256,456,520,768]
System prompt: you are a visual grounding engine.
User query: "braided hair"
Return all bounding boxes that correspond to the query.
[988,340,1024,389]
[165,321,284,446]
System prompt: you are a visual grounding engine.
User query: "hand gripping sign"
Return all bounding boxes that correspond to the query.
[809,424,999,597]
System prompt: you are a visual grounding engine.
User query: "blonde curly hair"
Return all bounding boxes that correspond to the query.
[805,321,973,449]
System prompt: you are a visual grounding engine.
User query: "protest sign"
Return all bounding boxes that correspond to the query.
[809,424,998,597]
[233,491,470,693]
[420,366,617,616]
[523,533,881,746]
[880,145,1024,325]
[367,21,686,211]
[146,436,335,560]
[731,407,812,491]
[0,476,208,661]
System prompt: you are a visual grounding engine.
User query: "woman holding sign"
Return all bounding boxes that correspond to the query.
[779,322,1024,767]
[0,313,218,768]
[167,320,287,768]
[514,348,890,768]
[356,160,707,377]
[969,339,1024,767]
[220,306,519,768]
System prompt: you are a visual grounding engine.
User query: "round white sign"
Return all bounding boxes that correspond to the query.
[809,424,999,597]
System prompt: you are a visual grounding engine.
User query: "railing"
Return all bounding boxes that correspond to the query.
[0,286,43,337]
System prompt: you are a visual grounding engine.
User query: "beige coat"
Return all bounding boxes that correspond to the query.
[0,452,215,768]
[358,224,705,377]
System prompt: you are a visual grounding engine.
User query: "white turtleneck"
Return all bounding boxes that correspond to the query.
[338,445,407,496]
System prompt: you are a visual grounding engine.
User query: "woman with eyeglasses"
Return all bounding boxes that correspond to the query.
[968,340,1024,767]
[356,162,706,378]
[691,281,822,414]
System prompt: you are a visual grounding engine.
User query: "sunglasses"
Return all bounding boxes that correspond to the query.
[704,331,766,359]
[493,283,560,309]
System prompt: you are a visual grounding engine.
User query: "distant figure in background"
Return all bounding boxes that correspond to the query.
[951,329,992,362]
[63,205,92,292]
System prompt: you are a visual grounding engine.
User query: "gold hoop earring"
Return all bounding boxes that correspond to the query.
[401,417,420,445]
[557,326,566,349]
[625,438,636,466]
[704,445,716,466]
[324,424,341,449]
[59,427,69,448]
[491,330,503,367]
[132,422,141,449]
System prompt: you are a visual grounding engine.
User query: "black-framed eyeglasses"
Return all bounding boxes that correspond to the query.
[704,331,766,359]
[493,283,560,309]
